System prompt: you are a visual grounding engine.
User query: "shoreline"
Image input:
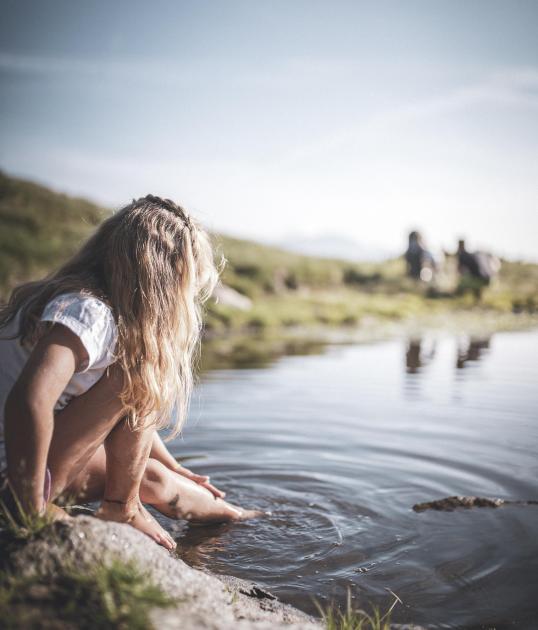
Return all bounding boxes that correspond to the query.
[0,515,321,629]
[200,309,538,371]
[0,514,430,629]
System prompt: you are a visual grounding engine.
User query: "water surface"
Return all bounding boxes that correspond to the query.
[170,329,538,629]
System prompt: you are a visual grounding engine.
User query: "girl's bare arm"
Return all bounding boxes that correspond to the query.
[150,431,225,498]
[4,324,87,512]
[150,431,183,471]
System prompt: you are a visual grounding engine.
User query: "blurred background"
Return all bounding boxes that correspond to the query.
[2,2,538,627]
[1,0,538,332]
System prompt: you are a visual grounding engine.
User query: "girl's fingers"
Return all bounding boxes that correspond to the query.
[174,466,225,497]
[176,466,209,483]
[190,473,210,483]
[201,480,226,499]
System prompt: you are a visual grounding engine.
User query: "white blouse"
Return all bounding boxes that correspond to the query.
[0,292,117,445]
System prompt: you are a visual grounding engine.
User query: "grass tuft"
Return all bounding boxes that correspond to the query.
[317,592,399,630]
[0,491,55,544]
[0,558,177,629]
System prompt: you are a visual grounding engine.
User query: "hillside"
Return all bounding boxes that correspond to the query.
[1,171,537,335]
[0,171,106,292]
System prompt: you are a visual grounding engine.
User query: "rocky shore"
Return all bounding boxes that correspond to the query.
[0,515,320,629]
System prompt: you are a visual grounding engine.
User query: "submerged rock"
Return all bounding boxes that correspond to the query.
[4,516,319,630]
[413,495,538,512]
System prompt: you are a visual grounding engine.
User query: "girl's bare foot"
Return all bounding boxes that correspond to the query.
[187,507,266,526]
[138,503,177,549]
[140,459,267,524]
[159,491,266,524]
[231,507,266,521]
[96,499,176,550]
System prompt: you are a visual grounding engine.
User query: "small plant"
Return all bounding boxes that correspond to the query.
[317,591,400,630]
[0,486,55,543]
[0,558,177,629]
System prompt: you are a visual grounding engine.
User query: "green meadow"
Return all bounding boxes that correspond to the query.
[1,170,537,338]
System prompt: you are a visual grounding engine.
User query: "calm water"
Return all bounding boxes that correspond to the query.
[170,329,538,629]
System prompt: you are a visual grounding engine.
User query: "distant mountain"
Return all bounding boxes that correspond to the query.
[274,234,392,262]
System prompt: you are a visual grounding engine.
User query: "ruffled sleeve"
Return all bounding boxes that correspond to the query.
[40,293,117,371]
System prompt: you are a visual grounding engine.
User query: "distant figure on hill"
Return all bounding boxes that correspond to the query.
[404,231,436,282]
[456,239,500,298]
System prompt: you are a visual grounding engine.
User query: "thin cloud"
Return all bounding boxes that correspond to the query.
[281,67,538,165]
[0,52,197,86]
[0,51,356,89]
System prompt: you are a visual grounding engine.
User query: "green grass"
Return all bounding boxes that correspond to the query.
[0,558,177,629]
[318,592,399,630]
[0,170,106,293]
[322,607,391,630]
[0,489,56,546]
[1,170,537,335]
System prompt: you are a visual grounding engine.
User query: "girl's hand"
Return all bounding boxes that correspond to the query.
[149,433,226,499]
[172,464,226,499]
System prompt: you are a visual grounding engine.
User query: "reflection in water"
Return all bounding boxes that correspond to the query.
[176,522,233,569]
[405,338,436,374]
[406,336,491,375]
[169,329,538,629]
[404,337,437,400]
[456,337,491,369]
[201,333,329,371]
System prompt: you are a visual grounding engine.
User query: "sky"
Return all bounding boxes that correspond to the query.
[1,0,537,260]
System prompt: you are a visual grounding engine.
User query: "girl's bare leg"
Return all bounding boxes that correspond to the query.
[96,420,176,549]
[45,366,175,549]
[47,365,126,498]
[141,458,262,523]
[68,446,262,524]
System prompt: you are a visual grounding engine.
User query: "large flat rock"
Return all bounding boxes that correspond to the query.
[8,516,320,630]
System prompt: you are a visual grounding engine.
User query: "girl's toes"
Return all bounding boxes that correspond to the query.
[238,508,266,520]
[164,536,176,550]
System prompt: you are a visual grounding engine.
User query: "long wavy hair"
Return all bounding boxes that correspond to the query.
[0,195,220,437]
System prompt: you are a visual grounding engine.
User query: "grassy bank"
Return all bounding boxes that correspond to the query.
[0,557,176,630]
[1,170,537,337]
[211,233,538,333]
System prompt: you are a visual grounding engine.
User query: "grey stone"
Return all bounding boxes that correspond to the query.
[8,516,320,630]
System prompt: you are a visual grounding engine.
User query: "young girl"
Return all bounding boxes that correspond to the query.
[0,195,258,550]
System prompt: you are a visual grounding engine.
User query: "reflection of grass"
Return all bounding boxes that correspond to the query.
[0,558,177,629]
[201,332,328,370]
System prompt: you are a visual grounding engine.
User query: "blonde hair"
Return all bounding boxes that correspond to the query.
[0,195,220,437]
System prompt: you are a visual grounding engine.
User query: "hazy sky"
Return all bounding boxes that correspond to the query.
[1,0,537,260]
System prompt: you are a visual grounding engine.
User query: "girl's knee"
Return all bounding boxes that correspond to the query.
[143,458,168,486]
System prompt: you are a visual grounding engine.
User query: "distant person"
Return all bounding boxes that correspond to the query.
[404,231,436,282]
[457,239,500,298]
[0,195,260,551]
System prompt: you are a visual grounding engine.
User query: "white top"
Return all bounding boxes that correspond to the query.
[0,292,117,445]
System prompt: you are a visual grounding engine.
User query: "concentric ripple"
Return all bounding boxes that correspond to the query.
[164,330,538,629]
